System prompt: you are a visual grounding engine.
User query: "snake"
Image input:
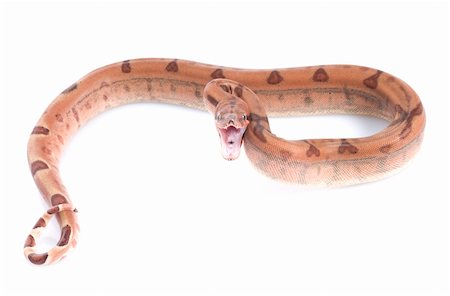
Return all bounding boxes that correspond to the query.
[24,58,425,265]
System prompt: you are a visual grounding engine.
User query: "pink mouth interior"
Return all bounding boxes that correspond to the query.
[218,126,245,160]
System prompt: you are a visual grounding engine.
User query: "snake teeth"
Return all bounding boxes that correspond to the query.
[26,59,425,265]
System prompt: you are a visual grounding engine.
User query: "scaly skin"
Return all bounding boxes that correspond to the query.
[24,59,425,265]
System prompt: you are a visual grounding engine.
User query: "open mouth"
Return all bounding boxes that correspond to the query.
[218,125,246,160]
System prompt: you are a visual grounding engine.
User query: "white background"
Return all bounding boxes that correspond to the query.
[0,1,449,295]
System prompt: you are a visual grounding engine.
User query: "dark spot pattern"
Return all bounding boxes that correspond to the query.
[206,95,218,107]
[121,60,131,73]
[220,84,232,93]
[47,206,59,215]
[389,104,408,126]
[72,107,79,124]
[32,126,50,135]
[280,149,292,160]
[194,88,202,98]
[398,85,412,102]
[31,160,49,176]
[33,218,46,229]
[305,141,320,157]
[249,113,269,143]
[234,86,243,98]
[100,81,110,89]
[343,87,354,105]
[399,103,423,139]
[24,235,35,248]
[395,104,408,117]
[51,194,68,206]
[165,60,178,72]
[363,70,383,89]
[28,253,48,265]
[379,144,392,153]
[312,68,329,82]
[338,139,359,154]
[249,113,268,124]
[253,125,267,143]
[55,113,64,122]
[304,97,313,106]
[211,69,225,79]
[267,71,283,84]
[61,83,77,94]
[41,146,52,156]
[57,225,72,247]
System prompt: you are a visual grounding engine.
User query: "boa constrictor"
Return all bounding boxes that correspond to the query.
[24,59,425,265]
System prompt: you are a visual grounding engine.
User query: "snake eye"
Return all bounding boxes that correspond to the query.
[216,114,222,121]
[242,114,248,121]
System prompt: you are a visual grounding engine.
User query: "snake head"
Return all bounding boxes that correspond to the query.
[215,98,250,160]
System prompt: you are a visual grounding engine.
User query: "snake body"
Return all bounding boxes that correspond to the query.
[25,58,425,265]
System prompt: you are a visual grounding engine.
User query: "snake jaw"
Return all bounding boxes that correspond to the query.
[217,125,246,160]
[212,94,250,160]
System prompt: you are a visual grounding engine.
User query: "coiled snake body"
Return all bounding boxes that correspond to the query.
[24,59,425,265]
